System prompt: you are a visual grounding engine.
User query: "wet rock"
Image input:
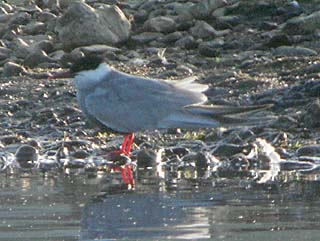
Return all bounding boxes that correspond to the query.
[56,1,131,49]
[180,152,213,170]
[137,149,158,168]
[282,10,320,35]
[296,145,320,157]
[64,158,86,169]
[302,99,320,128]
[273,46,317,56]
[230,153,250,171]
[0,135,21,145]
[15,144,38,167]
[211,143,250,157]
[164,146,190,158]
[143,16,176,33]
[2,62,27,77]
[72,150,89,159]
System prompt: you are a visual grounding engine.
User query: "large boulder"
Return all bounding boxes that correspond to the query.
[55,1,131,50]
[282,10,320,35]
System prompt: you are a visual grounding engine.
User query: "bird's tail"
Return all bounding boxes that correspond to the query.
[184,103,274,127]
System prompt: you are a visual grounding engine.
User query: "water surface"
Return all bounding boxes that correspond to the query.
[0,172,320,241]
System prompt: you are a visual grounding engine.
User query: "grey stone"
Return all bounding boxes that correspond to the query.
[134,9,149,23]
[0,13,13,23]
[2,62,27,77]
[31,40,54,53]
[264,34,291,48]
[167,2,193,20]
[8,12,31,26]
[23,49,54,67]
[56,1,131,49]
[282,10,320,35]
[189,0,227,19]
[303,99,320,128]
[198,39,224,57]
[73,44,121,56]
[0,2,14,13]
[190,21,220,39]
[160,31,184,43]
[15,144,38,167]
[296,145,320,157]
[131,32,164,44]
[11,38,30,59]
[23,21,46,35]
[212,143,249,157]
[211,6,227,18]
[0,46,12,60]
[137,149,158,168]
[143,16,177,33]
[273,46,318,56]
[48,50,66,61]
[36,11,57,23]
[216,15,242,28]
[175,35,198,49]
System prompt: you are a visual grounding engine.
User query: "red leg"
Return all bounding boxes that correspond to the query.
[120,133,135,156]
[111,133,135,188]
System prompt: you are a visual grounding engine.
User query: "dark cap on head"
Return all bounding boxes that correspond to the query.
[70,55,104,73]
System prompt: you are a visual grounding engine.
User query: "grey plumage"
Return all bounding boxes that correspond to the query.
[74,63,272,133]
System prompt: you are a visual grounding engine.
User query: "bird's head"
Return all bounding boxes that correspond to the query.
[49,55,105,79]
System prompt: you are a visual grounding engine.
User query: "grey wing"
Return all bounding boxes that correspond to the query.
[85,72,209,132]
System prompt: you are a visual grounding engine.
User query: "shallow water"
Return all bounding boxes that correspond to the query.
[0,172,320,241]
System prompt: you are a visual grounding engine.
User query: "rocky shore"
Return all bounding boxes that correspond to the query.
[1,0,320,185]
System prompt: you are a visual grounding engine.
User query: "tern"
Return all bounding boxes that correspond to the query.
[51,56,273,186]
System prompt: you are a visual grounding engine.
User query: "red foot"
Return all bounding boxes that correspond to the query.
[111,133,135,188]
